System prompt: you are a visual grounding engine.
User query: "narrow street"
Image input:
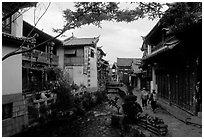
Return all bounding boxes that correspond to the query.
[132,89,202,137]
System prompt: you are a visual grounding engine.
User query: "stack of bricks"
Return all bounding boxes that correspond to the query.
[137,119,168,136]
[137,115,168,136]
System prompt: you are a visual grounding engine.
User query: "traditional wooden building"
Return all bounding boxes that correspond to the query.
[117,58,133,86]
[116,58,142,89]
[2,2,37,136]
[57,35,99,92]
[97,47,109,90]
[22,21,62,125]
[141,3,202,116]
[130,58,142,90]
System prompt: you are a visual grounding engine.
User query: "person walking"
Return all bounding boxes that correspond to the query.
[149,90,158,113]
[141,88,149,110]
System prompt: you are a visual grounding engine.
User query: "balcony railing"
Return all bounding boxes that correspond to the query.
[151,36,177,53]
[151,41,163,53]
[22,47,58,65]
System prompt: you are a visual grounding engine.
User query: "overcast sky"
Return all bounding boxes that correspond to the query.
[23,2,160,64]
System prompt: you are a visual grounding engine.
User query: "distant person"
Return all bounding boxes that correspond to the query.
[149,90,158,113]
[141,88,149,109]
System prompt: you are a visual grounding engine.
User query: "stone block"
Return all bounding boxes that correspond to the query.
[6,124,13,132]
[13,112,18,117]
[17,110,24,116]
[2,120,7,128]
[13,106,20,112]
[23,115,29,126]
[2,131,9,137]
[13,101,23,107]
[19,105,25,111]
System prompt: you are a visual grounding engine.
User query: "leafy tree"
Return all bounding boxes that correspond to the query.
[160,2,202,37]
[3,2,165,61]
[53,2,164,33]
[3,2,201,61]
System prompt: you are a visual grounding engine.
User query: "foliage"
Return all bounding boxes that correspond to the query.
[46,67,74,111]
[3,2,165,61]
[53,2,164,33]
[160,2,202,36]
[94,90,107,104]
[108,96,121,114]
[46,66,108,116]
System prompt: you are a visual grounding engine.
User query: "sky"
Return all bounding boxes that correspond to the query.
[23,2,160,65]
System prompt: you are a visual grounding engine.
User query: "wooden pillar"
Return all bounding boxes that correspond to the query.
[27,68,30,89]
[152,66,156,92]
[194,57,201,115]
[167,74,171,106]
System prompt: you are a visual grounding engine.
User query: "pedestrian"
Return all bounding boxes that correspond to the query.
[141,88,149,110]
[149,90,158,113]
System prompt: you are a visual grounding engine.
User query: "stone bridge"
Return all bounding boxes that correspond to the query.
[106,83,129,98]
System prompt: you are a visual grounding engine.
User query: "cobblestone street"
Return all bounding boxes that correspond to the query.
[132,89,202,137]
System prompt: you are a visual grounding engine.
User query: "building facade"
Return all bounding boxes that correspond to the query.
[2,2,36,136]
[22,21,62,125]
[97,47,109,90]
[116,58,142,89]
[141,2,202,116]
[130,58,142,90]
[57,35,99,92]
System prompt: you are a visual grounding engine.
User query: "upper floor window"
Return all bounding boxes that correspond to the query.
[91,49,94,58]
[2,11,12,34]
[64,49,77,57]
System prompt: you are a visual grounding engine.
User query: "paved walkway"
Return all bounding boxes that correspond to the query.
[132,89,202,137]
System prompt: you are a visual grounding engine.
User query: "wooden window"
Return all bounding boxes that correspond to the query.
[91,49,94,58]
[2,103,13,120]
[65,50,76,57]
[2,11,12,34]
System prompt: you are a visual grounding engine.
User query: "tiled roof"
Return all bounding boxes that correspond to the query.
[97,47,106,56]
[23,21,62,45]
[117,58,141,67]
[2,32,34,43]
[132,58,142,65]
[117,58,133,67]
[63,36,99,46]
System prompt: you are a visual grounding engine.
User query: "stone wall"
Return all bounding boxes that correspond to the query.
[2,93,28,137]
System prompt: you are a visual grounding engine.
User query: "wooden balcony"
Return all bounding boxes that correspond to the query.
[22,47,58,65]
[151,41,163,53]
[151,36,177,53]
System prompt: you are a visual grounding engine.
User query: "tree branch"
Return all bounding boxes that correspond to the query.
[3,7,32,30]
[3,3,51,61]
[2,2,98,61]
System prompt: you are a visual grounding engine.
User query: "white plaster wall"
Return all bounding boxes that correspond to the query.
[73,66,87,86]
[11,13,23,37]
[89,48,98,90]
[57,46,64,69]
[65,66,88,87]
[2,45,22,95]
